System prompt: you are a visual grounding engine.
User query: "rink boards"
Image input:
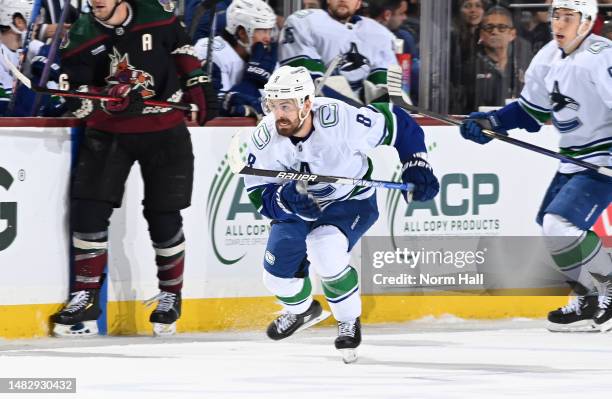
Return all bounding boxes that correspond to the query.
[0,117,609,338]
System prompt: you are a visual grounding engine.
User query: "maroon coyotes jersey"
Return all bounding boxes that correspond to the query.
[61,0,202,133]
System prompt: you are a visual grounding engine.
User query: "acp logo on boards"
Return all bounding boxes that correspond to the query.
[385,165,501,239]
[206,151,270,265]
[0,166,17,251]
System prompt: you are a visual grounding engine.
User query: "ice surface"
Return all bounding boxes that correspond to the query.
[1,319,612,399]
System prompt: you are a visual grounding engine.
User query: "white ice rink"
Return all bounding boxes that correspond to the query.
[2,317,612,399]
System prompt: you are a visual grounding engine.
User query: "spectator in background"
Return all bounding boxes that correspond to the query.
[524,0,552,53]
[450,0,487,114]
[471,6,532,109]
[369,0,419,102]
[593,0,612,35]
[370,0,417,56]
[403,0,419,45]
[595,0,612,36]
[602,18,612,40]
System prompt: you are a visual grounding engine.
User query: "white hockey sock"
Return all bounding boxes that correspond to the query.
[263,271,313,314]
[543,214,612,291]
[321,266,361,322]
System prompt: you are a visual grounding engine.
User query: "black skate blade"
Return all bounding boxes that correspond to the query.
[547,319,598,333]
[339,348,358,364]
[294,310,332,335]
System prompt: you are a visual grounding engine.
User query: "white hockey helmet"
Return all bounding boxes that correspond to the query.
[551,0,599,22]
[0,0,33,33]
[226,0,276,40]
[263,66,315,108]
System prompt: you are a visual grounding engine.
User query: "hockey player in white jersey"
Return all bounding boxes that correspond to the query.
[279,0,398,104]
[193,0,277,117]
[243,66,439,362]
[0,0,32,115]
[460,0,612,332]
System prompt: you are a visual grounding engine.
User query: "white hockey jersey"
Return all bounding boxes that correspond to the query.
[244,97,398,212]
[518,34,612,174]
[279,9,398,86]
[193,36,245,93]
[0,44,19,113]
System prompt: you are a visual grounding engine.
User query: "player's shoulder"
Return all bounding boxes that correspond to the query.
[577,35,612,61]
[249,115,281,152]
[286,8,327,27]
[312,97,358,129]
[59,14,101,54]
[194,36,231,56]
[133,0,177,25]
[355,15,394,37]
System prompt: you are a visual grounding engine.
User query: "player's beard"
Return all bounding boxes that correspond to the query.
[276,117,301,137]
[329,5,353,22]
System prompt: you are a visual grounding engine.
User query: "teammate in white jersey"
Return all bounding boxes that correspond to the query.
[279,0,398,104]
[0,2,29,116]
[460,0,612,333]
[193,0,276,117]
[243,65,439,362]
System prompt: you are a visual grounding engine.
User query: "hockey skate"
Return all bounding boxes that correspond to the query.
[591,273,612,332]
[51,289,101,337]
[266,300,331,340]
[144,291,181,337]
[547,281,598,332]
[335,317,361,364]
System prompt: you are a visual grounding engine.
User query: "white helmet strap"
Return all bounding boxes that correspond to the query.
[560,18,594,54]
[297,98,311,127]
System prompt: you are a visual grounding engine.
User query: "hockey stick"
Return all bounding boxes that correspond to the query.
[31,0,71,115]
[203,0,219,78]
[7,0,43,114]
[314,54,342,96]
[387,65,612,178]
[2,52,195,112]
[227,132,414,191]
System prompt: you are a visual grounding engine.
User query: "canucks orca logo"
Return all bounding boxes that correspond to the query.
[339,42,370,72]
[549,81,580,112]
[549,81,583,133]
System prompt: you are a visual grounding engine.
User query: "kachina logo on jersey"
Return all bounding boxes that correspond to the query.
[207,152,270,265]
[385,166,501,239]
[0,166,17,252]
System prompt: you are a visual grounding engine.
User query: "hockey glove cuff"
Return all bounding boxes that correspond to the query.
[185,74,219,125]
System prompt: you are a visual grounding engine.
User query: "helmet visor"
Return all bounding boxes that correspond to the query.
[262,98,300,116]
